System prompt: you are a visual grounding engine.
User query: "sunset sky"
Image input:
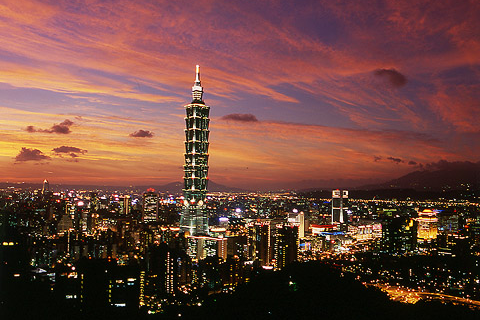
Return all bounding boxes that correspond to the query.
[0,0,479,190]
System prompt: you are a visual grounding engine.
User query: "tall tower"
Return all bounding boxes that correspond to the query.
[180,65,210,235]
[42,179,50,195]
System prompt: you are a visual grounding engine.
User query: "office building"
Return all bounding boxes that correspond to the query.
[273,224,298,270]
[119,195,131,216]
[381,217,417,254]
[288,211,305,238]
[186,235,226,261]
[142,189,158,222]
[248,221,272,266]
[331,189,348,224]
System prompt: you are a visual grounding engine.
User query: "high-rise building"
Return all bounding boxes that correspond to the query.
[288,211,305,238]
[146,243,178,297]
[381,217,417,254]
[142,189,158,222]
[273,224,298,270]
[120,195,131,216]
[298,212,305,238]
[180,65,210,235]
[248,221,272,266]
[331,189,348,224]
[437,210,459,234]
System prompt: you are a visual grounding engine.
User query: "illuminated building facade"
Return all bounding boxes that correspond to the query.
[180,65,210,235]
[142,189,158,222]
[288,211,305,238]
[186,235,226,261]
[348,221,382,241]
[120,195,131,216]
[331,189,348,224]
[417,209,438,242]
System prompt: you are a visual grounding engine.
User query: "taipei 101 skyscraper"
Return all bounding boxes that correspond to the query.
[180,65,210,235]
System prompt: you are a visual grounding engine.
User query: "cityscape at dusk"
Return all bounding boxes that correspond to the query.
[1,1,480,320]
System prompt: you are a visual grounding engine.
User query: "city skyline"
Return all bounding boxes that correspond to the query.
[0,0,479,190]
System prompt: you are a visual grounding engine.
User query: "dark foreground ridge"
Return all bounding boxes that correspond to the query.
[2,262,480,320]
[163,262,479,320]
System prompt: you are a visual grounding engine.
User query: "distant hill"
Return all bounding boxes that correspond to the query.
[2,161,478,194]
[361,160,480,191]
[263,178,380,192]
[0,180,247,194]
[298,161,479,200]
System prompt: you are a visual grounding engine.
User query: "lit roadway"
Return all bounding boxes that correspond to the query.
[371,283,480,310]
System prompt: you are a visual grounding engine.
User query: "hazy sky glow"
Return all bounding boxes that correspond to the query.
[0,0,479,190]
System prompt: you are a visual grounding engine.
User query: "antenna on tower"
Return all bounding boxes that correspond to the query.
[192,65,204,102]
[195,65,200,83]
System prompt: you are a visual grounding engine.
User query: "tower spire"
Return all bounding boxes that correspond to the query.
[192,65,204,103]
[195,64,200,83]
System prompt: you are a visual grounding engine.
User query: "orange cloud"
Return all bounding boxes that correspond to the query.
[426,84,480,133]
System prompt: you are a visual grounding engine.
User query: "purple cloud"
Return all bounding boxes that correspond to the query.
[15,147,50,162]
[52,146,87,160]
[387,156,404,164]
[52,146,87,154]
[373,69,407,88]
[25,125,36,133]
[220,113,259,122]
[25,119,74,134]
[129,129,154,138]
[424,160,480,171]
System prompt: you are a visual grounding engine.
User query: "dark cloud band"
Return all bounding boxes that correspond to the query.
[129,130,154,138]
[15,147,50,162]
[374,69,407,88]
[25,119,74,134]
[220,113,258,122]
